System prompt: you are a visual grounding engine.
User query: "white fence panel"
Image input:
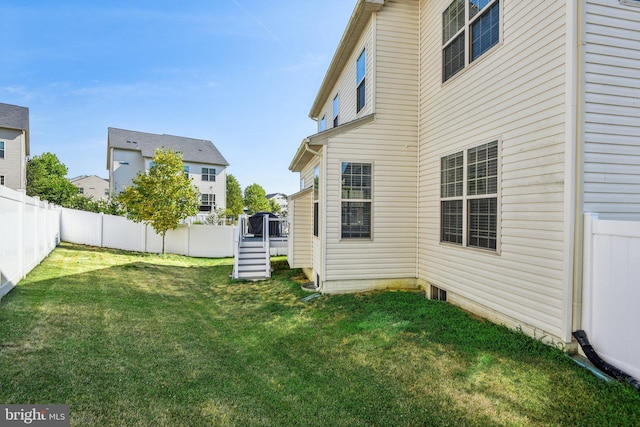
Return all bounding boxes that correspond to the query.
[102,214,146,252]
[189,225,235,258]
[0,186,61,299]
[60,208,102,247]
[583,213,640,381]
[165,225,189,256]
[59,208,237,258]
[23,199,38,274]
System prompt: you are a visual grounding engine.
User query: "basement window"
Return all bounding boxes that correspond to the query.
[430,285,448,302]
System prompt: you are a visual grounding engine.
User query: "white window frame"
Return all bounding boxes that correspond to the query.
[356,49,366,113]
[201,167,216,182]
[0,141,5,159]
[440,139,501,253]
[340,161,373,240]
[442,0,501,82]
[201,193,215,211]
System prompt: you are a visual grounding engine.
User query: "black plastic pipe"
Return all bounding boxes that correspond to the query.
[573,330,640,391]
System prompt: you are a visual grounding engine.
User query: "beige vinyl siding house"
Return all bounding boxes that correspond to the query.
[418,1,570,342]
[288,0,640,347]
[289,0,419,294]
[583,0,640,220]
[70,175,109,200]
[0,103,29,191]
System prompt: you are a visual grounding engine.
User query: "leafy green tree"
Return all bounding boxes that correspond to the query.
[67,194,125,216]
[118,148,199,254]
[268,198,281,215]
[26,152,78,206]
[225,174,244,219]
[244,183,270,215]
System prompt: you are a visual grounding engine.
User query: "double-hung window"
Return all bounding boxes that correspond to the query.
[202,167,216,182]
[440,140,498,250]
[341,162,372,239]
[443,0,500,82]
[333,95,339,127]
[0,141,4,158]
[313,165,320,237]
[356,49,366,112]
[200,194,215,211]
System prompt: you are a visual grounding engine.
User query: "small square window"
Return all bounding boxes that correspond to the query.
[202,168,216,182]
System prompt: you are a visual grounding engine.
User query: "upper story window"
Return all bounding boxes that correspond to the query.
[314,165,320,237]
[0,176,4,186]
[440,140,499,250]
[184,166,190,179]
[443,0,500,82]
[202,167,216,182]
[333,95,339,127]
[319,115,326,132]
[0,141,5,158]
[356,49,366,113]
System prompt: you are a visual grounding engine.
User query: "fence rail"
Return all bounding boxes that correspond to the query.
[582,213,640,381]
[0,186,61,299]
[60,208,238,258]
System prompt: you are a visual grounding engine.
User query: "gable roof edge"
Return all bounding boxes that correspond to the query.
[309,0,384,119]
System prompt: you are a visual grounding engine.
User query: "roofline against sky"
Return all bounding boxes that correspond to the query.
[308,0,384,120]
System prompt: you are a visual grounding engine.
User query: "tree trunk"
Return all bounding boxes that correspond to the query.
[162,232,166,254]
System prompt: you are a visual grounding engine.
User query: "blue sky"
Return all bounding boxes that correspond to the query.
[1,0,355,196]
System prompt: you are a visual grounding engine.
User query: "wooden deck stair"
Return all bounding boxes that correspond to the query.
[234,239,271,280]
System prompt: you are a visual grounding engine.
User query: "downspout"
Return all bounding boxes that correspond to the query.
[561,0,580,346]
[573,330,640,391]
[415,0,422,284]
[570,0,586,346]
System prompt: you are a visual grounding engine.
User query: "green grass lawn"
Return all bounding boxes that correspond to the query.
[1,243,639,426]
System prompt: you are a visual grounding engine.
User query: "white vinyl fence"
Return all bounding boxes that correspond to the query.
[0,186,61,299]
[60,208,237,258]
[582,213,640,381]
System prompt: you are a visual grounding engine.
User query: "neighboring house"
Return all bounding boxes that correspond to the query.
[288,0,640,347]
[70,175,109,200]
[267,193,288,215]
[0,102,29,190]
[107,128,229,212]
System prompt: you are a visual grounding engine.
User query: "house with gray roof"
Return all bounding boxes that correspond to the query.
[107,128,229,212]
[0,102,30,190]
[70,175,109,201]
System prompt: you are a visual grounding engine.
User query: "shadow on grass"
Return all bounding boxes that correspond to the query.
[0,244,639,426]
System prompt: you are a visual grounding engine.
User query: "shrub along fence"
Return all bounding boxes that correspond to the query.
[60,208,237,258]
[0,186,61,299]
